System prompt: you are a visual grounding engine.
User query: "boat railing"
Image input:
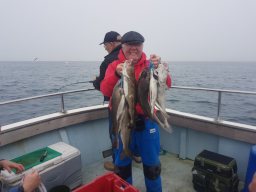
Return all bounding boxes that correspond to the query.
[0,86,256,124]
[171,86,256,121]
[0,88,96,113]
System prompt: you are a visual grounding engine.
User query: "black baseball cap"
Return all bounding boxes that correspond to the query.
[121,31,145,45]
[99,31,121,45]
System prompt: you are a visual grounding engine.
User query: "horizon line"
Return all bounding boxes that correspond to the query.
[0,60,256,63]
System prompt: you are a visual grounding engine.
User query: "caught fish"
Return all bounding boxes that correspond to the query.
[111,60,136,159]
[155,63,171,131]
[155,63,168,113]
[138,64,172,133]
[111,80,123,148]
[137,68,166,129]
[112,80,132,159]
[122,60,136,128]
[118,101,132,159]
[137,68,151,116]
[149,67,158,116]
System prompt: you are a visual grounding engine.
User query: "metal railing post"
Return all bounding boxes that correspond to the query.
[61,94,65,113]
[216,91,222,121]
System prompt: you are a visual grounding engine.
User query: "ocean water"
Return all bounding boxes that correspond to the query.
[0,61,256,126]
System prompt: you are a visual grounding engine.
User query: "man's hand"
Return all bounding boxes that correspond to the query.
[0,160,24,173]
[116,63,124,76]
[116,60,133,76]
[150,54,161,68]
[23,170,41,192]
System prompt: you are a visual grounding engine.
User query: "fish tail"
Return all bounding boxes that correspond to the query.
[155,102,168,118]
[120,149,132,160]
[154,111,173,133]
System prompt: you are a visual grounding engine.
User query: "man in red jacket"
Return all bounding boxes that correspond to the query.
[100,31,171,192]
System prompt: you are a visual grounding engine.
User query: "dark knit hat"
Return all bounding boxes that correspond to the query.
[121,31,145,45]
[99,31,121,45]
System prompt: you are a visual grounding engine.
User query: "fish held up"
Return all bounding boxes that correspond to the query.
[111,60,136,159]
[138,62,172,133]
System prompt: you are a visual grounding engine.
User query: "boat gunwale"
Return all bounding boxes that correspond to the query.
[1,105,255,147]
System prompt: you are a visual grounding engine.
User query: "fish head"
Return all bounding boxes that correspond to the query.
[140,68,150,79]
[126,59,133,66]
[138,68,150,87]
[124,60,134,76]
[137,68,150,101]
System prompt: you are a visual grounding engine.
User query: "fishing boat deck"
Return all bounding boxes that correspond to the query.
[82,152,245,192]
[82,152,198,192]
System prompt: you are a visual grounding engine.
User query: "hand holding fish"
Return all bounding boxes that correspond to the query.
[116,60,133,76]
[150,54,161,68]
[116,63,124,76]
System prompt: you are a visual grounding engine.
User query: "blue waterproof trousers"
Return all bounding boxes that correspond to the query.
[114,117,162,192]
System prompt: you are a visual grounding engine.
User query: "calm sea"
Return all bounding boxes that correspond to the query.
[0,61,256,126]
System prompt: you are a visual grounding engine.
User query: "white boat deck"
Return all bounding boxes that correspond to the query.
[82,152,244,192]
[82,153,197,192]
[83,153,243,192]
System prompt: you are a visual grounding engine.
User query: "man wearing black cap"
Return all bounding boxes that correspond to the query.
[100,31,171,192]
[92,31,122,96]
[92,31,122,172]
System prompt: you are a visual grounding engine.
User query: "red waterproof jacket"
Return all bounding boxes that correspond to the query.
[100,50,171,114]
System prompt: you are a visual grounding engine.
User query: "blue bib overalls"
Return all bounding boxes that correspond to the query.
[114,117,162,192]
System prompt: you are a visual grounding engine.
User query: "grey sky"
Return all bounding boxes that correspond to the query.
[0,0,255,61]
